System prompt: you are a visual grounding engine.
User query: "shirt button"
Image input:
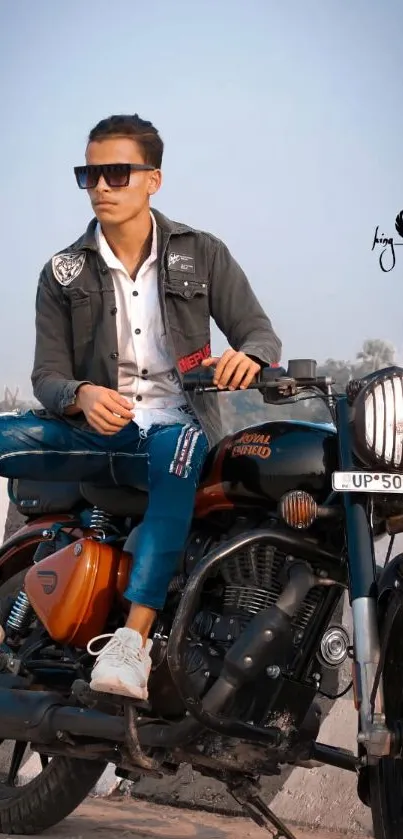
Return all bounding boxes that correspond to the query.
[132,290,139,297]
[110,351,119,360]
[110,307,117,315]
[136,395,143,401]
[142,369,148,375]
[135,328,141,335]
[100,267,108,275]
[184,288,192,298]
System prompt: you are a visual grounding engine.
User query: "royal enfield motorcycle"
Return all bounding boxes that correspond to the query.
[0,359,401,838]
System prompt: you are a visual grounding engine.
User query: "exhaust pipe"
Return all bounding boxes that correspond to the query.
[0,687,219,750]
[0,689,126,745]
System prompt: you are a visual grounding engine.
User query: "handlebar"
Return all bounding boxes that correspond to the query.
[182,359,333,395]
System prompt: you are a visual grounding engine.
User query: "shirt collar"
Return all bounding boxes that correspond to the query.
[95,211,158,271]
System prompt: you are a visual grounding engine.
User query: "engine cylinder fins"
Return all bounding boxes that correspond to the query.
[279,490,318,529]
[221,544,323,628]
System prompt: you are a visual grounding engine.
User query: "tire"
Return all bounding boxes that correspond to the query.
[369,597,403,839]
[0,569,106,835]
[0,756,106,835]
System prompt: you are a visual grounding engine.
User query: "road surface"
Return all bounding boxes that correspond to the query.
[3,797,373,838]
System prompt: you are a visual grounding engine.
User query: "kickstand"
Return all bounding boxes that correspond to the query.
[124,700,161,774]
[227,780,297,839]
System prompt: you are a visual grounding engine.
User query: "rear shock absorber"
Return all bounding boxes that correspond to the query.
[6,591,32,633]
[89,507,113,540]
[6,539,57,636]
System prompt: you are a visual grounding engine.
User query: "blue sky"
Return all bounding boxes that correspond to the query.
[1,0,403,396]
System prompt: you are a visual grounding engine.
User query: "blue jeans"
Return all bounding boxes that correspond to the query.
[0,413,208,610]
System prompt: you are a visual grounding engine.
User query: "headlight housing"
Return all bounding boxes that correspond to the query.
[352,366,403,471]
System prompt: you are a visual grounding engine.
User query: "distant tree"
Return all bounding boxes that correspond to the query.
[0,386,37,414]
[317,358,352,390]
[352,339,395,377]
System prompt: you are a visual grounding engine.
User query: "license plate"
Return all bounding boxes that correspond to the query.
[332,471,403,493]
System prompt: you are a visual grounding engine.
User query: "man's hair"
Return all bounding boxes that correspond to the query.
[88,114,164,168]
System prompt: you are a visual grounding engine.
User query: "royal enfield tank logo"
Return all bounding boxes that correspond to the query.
[371,211,403,272]
[37,569,58,595]
[52,252,86,285]
[228,432,271,459]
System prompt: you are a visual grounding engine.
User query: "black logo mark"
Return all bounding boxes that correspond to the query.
[372,211,403,272]
[37,570,58,595]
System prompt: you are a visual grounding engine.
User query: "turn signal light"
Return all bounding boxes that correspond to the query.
[279,490,318,529]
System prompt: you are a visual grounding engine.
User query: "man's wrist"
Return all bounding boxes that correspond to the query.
[75,383,93,411]
[246,354,263,367]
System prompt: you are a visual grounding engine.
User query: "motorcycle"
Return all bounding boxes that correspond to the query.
[0,358,401,838]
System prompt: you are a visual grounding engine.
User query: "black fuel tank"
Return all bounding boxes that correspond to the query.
[202,420,338,510]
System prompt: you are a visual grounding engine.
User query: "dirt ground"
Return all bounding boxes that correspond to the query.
[4,797,373,839]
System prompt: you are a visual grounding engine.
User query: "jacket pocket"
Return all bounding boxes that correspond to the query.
[165,272,209,337]
[64,288,92,347]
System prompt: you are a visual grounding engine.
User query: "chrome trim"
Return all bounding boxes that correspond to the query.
[352,596,384,727]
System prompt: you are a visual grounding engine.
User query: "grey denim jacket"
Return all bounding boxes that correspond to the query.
[31,209,282,446]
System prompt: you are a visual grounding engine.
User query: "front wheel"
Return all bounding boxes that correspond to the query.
[0,569,106,834]
[369,598,403,839]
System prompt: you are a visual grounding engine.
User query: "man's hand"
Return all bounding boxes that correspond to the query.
[75,385,134,435]
[202,350,261,391]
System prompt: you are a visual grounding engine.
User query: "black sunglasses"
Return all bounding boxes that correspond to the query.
[74,163,155,189]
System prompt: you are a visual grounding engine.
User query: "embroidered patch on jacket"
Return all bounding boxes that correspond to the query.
[169,425,203,478]
[52,252,86,286]
[167,253,195,273]
[178,342,211,373]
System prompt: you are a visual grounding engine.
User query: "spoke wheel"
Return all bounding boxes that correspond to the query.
[0,568,106,834]
[369,599,403,838]
[0,740,49,794]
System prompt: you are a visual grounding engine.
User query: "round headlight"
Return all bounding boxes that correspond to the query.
[352,366,403,471]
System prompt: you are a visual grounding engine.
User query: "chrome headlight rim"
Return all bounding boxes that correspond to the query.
[352,366,403,473]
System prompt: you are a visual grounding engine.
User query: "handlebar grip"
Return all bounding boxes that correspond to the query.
[182,367,215,391]
[182,365,288,392]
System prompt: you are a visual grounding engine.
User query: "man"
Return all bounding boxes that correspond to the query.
[0,114,281,700]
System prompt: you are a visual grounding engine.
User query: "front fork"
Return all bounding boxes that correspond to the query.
[337,397,389,764]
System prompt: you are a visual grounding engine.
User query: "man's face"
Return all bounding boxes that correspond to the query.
[85,136,162,225]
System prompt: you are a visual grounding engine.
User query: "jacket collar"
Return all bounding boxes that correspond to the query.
[69,208,194,253]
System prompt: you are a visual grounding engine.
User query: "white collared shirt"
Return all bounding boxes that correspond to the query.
[95,213,196,432]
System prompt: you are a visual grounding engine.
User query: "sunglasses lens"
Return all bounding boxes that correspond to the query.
[74,163,134,189]
[75,166,99,189]
[103,164,131,187]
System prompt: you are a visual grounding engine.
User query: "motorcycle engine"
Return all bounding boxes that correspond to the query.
[149,526,326,718]
[187,531,322,649]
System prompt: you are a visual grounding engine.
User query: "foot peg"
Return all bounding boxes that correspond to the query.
[71,680,160,774]
[228,779,297,839]
[71,679,151,712]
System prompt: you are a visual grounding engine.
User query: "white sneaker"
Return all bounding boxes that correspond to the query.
[87,627,153,700]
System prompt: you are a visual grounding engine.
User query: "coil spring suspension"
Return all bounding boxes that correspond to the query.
[5,538,56,636]
[6,591,33,633]
[89,507,113,540]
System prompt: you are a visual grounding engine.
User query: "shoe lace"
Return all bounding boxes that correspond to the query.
[87,633,143,667]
